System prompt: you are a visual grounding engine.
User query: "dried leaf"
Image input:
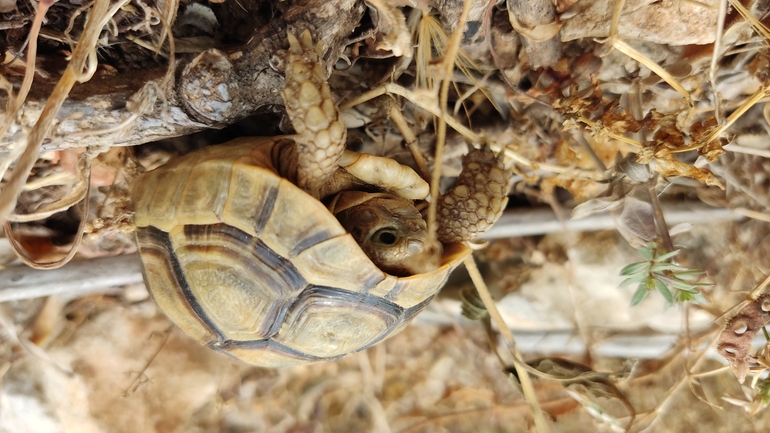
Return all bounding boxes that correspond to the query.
[668,223,694,237]
[653,150,725,189]
[601,104,643,135]
[689,116,718,143]
[650,110,685,149]
[618,196,657,244]
[510,358,635,430]
[615,153,650,183]
[699,139,725,162]
[571,197,623,219]
[553,84,604,117]
[748,51,770,84]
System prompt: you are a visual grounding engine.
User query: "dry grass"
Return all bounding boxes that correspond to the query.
[1,0,770,432]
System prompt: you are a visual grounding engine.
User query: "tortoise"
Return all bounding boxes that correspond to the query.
[131,31,510,367]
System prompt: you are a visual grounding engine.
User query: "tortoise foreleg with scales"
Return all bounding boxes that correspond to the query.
[131,31,511,367]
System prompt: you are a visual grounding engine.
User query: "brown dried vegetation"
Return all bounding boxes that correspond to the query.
[1,0,770,432]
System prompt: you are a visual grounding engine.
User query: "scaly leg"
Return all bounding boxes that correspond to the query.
[282,30,347,197]
[436,145,510,243]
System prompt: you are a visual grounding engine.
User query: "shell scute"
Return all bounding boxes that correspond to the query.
[272,286,402,358]
[170,224,307,341]
[291,234,386,292]
[133,158,194,231]
[220,159,280,237]
[221,340,323,368]
[258,178,346,258]
[385,243,471,308]
[175,157,233,226]
[135,226,222,345]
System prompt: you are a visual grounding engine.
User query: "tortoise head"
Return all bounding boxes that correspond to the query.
[331,192,442,276]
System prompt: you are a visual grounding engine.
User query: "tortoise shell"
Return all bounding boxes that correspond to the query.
[132,138,471,367]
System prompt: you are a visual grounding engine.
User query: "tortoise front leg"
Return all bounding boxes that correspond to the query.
[282,31,347,197]
[436,146,510,243]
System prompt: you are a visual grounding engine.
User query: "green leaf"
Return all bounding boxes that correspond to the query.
[673,269,705,279]
[685,280,712,287]
[646,278,657,291]
[678,291,706,305]
[655,249,680,262]
[620,262,650,276]
[631,285,649,306]
[654,279,674,304]
[638,246,654,261]
[650,262,685,273]
[667,278,698,291]
[620,273,649,287]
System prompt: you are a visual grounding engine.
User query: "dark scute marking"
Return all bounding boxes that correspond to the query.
[181,224,307,292]
[180,224,307,338]
[254,185,279,235]
[359,295,436,353]
[254,239,307,290]
[288,286,404,352]
[288,229,338,258]
[220,338,328,362]
[401,294,436,323]
[136,224,170,245]
[137,226,227,343]
[183,223,253,246]
[298,286,404,324]
[262,294,296,339]
[136,225,169,252]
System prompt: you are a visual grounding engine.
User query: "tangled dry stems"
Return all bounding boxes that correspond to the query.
[1,0,770,431]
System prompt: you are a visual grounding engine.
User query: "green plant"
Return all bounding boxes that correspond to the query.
[620,243,709,306]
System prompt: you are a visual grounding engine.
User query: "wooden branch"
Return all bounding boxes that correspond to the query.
[0,0,366,152]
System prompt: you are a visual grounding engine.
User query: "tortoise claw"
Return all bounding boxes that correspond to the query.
[287,31,302,55]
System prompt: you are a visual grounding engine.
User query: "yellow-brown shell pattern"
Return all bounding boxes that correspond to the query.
[437,147,510,243]
[132,140,471,368]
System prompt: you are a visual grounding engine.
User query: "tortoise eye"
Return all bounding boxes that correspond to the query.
[374,229,398,245]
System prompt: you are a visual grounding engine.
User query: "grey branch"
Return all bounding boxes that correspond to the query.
[0,202,740,302]
[0,0,365,153]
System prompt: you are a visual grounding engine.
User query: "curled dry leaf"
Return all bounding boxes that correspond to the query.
[699,139,725,162]
[615,153,650,183]
[553,84,604,117]
[689,116,719,143]
[649,110,685,149]
[618,195,657,246]
[601,104,643,136]
[571,196,623,219]
[653,150,725,190]
[748,51,770,84]
[507,357,635,431]
[717,295,770,383]
[571,175,628,219]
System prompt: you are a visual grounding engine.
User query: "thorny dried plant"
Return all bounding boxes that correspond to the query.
[2,0,770,431]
